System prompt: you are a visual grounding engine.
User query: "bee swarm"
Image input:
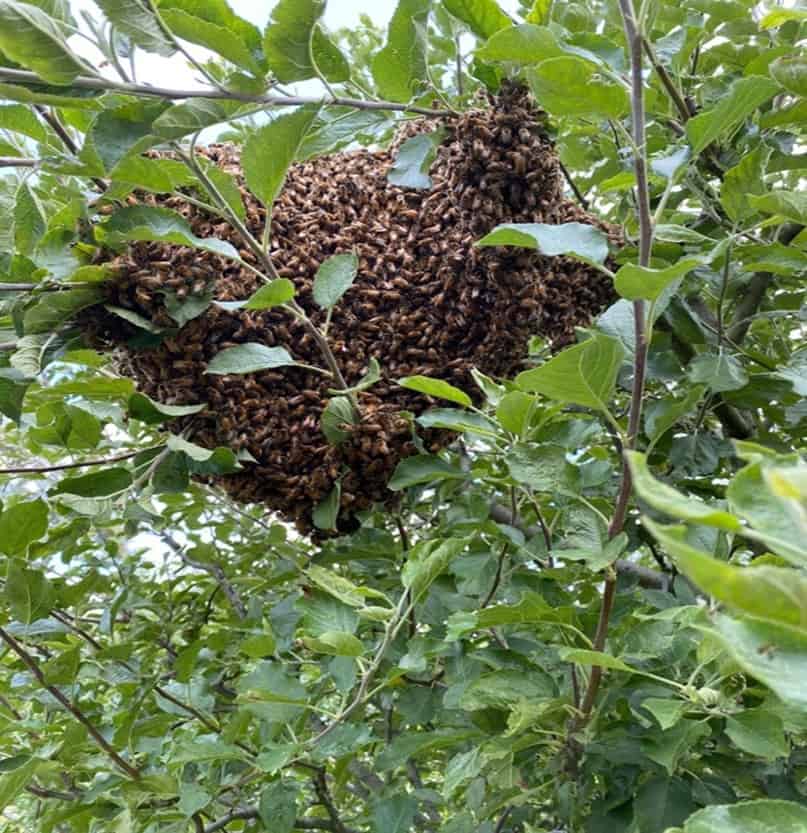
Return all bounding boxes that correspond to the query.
[84,83,619,531]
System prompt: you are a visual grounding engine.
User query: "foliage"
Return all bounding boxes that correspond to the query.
[0,1,805,832]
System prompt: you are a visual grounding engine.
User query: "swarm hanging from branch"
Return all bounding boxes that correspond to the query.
[83,84,619,531]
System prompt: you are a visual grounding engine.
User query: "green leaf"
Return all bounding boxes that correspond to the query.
[415,408,498,437]
[0,1,87,83]
[688,351,748,393]
[557,648,634,673]
[373,795,418,833]
[311,24,350,83]
[94,0,176,55]
[769,56,807,98]
[398,375,472,407]
[52,467,132,497]
[320,396,355,445]
[312,253,359,309]
[446,591,559,640]
[516,333,623,413]
[312,482,341,531]
[634,776,695,833]
[476,221,609,264]
[710,615,807,708]
[244,278,296,310]
[474,23,563,64]
[0,758,41,813]
[152,98,243,140]
[258,780,298,833]
[303,630,363,656]
[641,698,688,731]
[110,156,195,194]
[0,104,48,143]
[674,800,807,833]
[24,287,102,334]
[721,145,772,223]
[686,76,780,154]
[206,343,297,375]
[178,783,210,818]
[645,520,807,631]
[263,0,335,83]
[81,100,164,174]
[99,205,239,259]
[725,709,788,761]
[372,0,431,102]
[163,290,212,329]
[505,443,568,491]
[644,386,705,446]
[443,0,511,39]
[727,462,807,568]
[496,391,534,434]
[160,7,262,75]
[628,452,742,531]
[403,537,470,599]
[14,182,46,257]
[388,131,445,189]
[614,257,705,302]
[529,56,629,118]
[0,499,48,556]
[239,631,277,659]
[242,105,321,213]
[104,305,165,334]
[748,191,807,225]
[0,369,30,423]
[5,561,54,623]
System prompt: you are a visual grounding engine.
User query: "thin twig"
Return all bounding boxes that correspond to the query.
[0,446,159,475]
[33,105,108,191]
[0,157,38,168]
[480,543,508,608]
[0,68,453,117]
[0,626,141,780]
[558,159,589,209]
[312,769,348,833]
[493,806,513,833]
[571,0,653,735]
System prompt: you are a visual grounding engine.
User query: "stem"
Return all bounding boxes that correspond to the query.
[174,141,277,278]
[0,68,453,118]
[33,106,108,192]
[0,157,37,168]
[0,627,140,780]
[572,0,653,732]
[0,447,157,475]
[641,37,692,123]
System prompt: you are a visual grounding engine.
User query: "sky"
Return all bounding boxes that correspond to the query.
[70,0,524,91]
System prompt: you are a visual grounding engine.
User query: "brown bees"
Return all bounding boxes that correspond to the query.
[82,81,619,532]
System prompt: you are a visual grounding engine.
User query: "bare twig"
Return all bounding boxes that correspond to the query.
[571,0,653,735]
[488,504,673,590]
[494,806,513,833]
[0,626,141,780]
[0,68,453,117]
[173,537,247,620]
[33,105,108,191]
[312,769,348,833]
[558,159,589,209]
[203,808,355,833]
[480,543,508,608]
[0,157,37,168]
[0,446,159,475]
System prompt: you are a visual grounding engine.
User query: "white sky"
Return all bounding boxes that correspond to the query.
[71,0,523,93]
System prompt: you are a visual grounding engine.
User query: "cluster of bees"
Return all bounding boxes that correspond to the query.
[84,83,618,531]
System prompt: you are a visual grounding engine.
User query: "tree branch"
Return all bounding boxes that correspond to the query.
[488,504,673,590]
[0,157,38,168]
[202,808,357,833]
[0,447,159,475]
[570,0,653,737]
[0,626,140,780]
[0,68,453,117]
